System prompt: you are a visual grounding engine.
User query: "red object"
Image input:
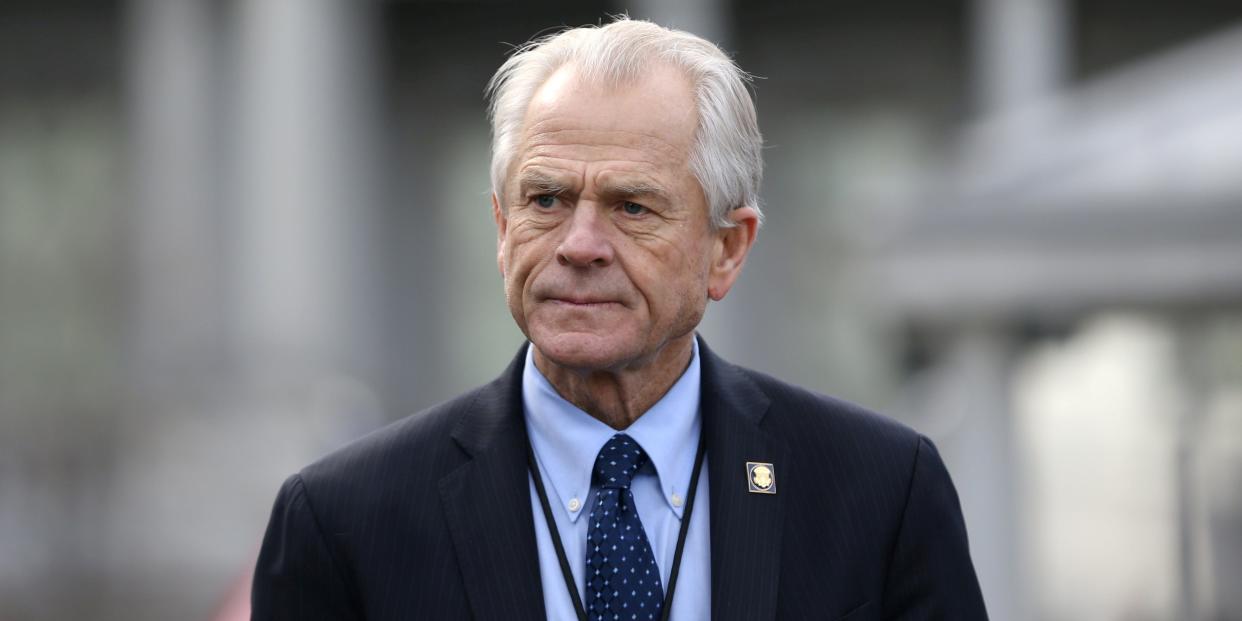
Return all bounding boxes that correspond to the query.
[208,559,254,621]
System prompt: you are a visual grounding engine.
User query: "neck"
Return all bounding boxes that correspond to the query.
[533,335,695,430]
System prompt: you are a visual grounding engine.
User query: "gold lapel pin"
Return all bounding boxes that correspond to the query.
[746,461,776,494]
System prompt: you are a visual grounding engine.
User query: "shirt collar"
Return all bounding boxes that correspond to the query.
[522,339,702,521]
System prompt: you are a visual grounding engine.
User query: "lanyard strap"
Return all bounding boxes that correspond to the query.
[526,431,708,621]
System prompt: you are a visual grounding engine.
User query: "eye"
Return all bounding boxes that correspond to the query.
[621,201,648,216]
[533,194,557,209]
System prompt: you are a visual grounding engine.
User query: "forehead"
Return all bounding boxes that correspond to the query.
[516,63,699,166]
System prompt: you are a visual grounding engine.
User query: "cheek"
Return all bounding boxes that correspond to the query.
[504,235,550,299]
[501,246,537,333]
[502,247,530,297]
[635,244,710,317]
[679,244,715,306]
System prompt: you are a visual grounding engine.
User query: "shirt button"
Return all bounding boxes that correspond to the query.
[671,493,684,508]
[568,498,581,512]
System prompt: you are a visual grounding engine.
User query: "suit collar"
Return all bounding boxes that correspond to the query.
[440,342,548,621]
[522,340,704,522]
[447,342,530,459]
[440,338,787,620]
[699,336,787,620]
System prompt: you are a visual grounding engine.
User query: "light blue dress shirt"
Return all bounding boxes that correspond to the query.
[524,340,711,621]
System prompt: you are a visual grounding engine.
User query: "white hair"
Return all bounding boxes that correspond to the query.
[486,17,764,228]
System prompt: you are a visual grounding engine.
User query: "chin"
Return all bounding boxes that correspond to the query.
[530,330,638,372]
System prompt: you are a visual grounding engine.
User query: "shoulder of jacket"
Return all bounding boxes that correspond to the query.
[295,384,486,493]
[731,363,925,454]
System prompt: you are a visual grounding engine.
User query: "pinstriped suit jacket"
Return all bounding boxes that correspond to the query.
[252,338,988,620]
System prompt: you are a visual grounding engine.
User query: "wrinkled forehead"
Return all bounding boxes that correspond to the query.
[521,62,699,146]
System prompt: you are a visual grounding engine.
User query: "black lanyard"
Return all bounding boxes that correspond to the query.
[526,431,708,621]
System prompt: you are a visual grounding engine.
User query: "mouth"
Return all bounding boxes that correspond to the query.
[546,297,620,307]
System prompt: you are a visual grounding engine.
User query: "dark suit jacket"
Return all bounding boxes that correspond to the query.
[252,338,987,620]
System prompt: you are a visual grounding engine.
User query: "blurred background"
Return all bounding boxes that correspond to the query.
[2,0,1241,619]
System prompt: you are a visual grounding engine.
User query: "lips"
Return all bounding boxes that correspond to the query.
[537,289,623,306]
[547,296,619,306]
[532,279,627,307]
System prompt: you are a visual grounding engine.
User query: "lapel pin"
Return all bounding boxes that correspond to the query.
[746,461,776,494]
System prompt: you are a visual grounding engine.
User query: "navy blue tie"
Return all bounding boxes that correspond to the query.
[586,434,664,621]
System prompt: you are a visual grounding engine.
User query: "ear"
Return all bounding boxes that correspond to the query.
[492,193,507,278]
[707,206,759,301]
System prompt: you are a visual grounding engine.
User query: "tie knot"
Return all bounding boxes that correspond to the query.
[593,434,648,490]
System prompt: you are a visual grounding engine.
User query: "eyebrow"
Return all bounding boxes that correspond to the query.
[607,180,666,198]
[516,171,572,196]
[592,166,672,200]
[515,170,671,204]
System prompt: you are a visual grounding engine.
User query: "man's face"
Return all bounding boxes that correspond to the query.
[493,63,722,372]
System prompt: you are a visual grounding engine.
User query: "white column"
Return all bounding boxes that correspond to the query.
[628,0,730,47]
[923,327,1022,621]
[230,0,380,387]
[128,0,223,391]
[971,0,1069,114]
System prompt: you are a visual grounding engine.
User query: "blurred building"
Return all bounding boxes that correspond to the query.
[0,1,1239,619]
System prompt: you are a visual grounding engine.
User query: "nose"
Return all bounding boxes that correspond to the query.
[556,205,614,267]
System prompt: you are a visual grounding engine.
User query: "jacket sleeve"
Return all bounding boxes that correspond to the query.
[881,436,989,620]
[251,474,361,620]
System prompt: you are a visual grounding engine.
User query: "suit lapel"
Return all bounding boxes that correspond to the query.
[437,339,787,619]
[700,337,787,621]
[439,344,547,621]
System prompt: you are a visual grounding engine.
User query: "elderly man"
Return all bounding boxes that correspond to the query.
[253,18,987,621]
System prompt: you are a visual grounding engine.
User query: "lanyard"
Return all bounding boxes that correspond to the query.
[526,431,708,621]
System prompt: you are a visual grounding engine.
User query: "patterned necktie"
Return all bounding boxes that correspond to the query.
[586,434,665,621]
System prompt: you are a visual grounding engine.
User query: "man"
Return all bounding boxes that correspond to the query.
[253,17,987,621]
